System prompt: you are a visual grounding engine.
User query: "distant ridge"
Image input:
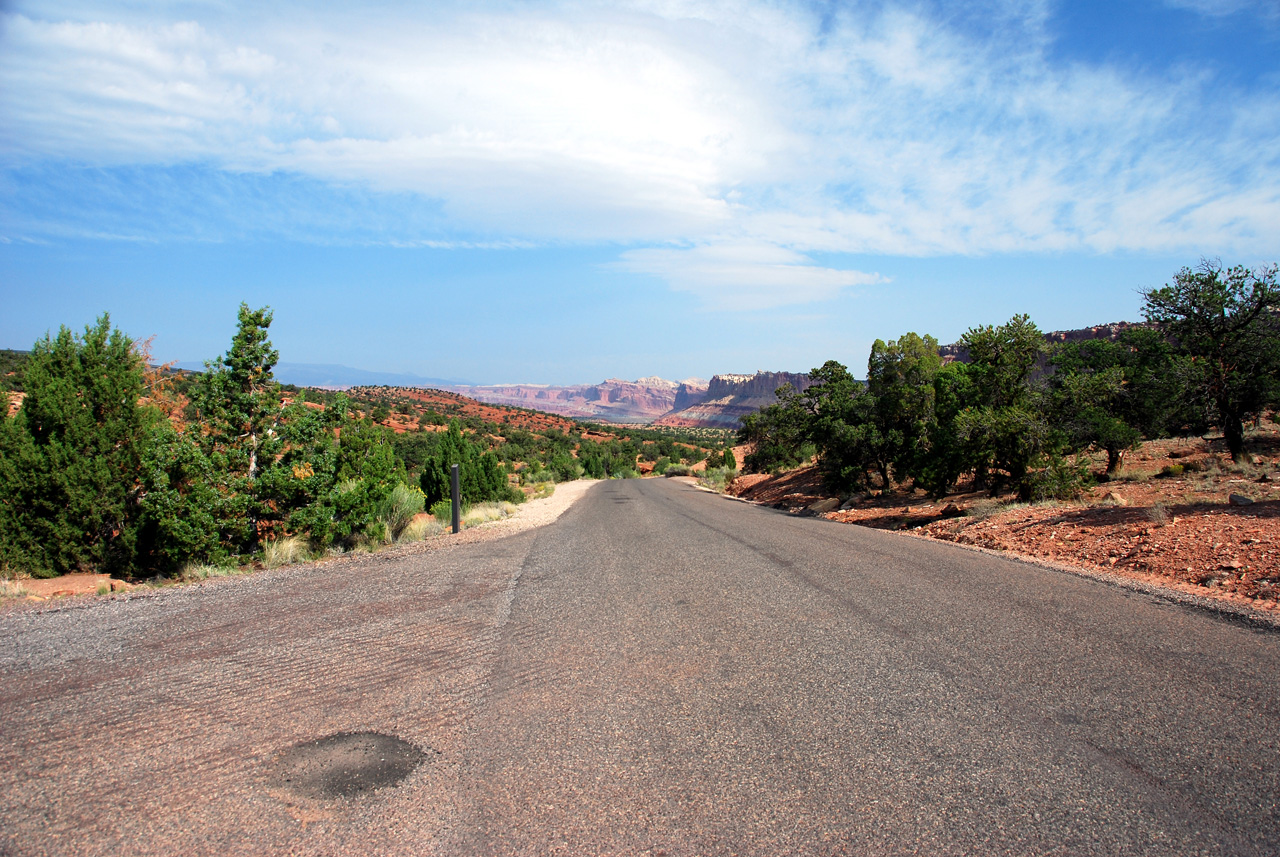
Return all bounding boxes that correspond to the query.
[175,361,470,389]
[443,377,696,423]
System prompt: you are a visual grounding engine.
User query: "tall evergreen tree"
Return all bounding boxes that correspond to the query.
[175,306,280,557]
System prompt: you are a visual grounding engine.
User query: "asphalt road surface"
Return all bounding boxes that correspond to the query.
[2,478,1278,856]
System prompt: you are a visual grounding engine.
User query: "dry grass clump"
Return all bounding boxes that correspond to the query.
[178,562,240,582]
[527,481,555,500]
[462,501,518,528]
[263,535,309,569]
[0,576,30,598]
[399,516,444,542]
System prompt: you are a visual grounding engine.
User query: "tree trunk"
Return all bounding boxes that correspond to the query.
[248,432,258,482]
[1224,417,1247,463]
[973,464,988,492]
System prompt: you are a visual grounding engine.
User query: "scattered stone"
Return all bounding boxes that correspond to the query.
[1229,493,1255,506]
[1104,491,1130,506]
[808,497,842,514]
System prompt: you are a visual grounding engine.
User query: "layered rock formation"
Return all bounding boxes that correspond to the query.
[654,371,813,429]
[443,377,708,423]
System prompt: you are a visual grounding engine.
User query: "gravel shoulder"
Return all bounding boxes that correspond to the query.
[1,480,601,613]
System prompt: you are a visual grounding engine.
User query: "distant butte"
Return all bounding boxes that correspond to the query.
[443,321,1143,428]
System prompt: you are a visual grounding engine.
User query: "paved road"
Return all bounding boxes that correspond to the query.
[2,478,1278,855]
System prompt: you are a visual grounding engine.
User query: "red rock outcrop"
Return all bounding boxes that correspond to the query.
[654,371,812,429]
[443,377,692,423]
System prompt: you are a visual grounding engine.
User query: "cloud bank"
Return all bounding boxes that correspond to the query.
[2,0,1277,306]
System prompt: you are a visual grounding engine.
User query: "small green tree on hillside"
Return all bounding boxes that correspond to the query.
[867,332,942,486]
[1141,259,1280,461]
[419,419,519,507]
[1047,327,1207,474]
[954,314,1049,497]
[190,304,281,482]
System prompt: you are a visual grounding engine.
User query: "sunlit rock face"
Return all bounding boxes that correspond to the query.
[654,371,813,429]
[444,377,696,423]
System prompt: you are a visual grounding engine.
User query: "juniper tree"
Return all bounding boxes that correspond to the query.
[0,315,157,575]
[1142,259,1280,462]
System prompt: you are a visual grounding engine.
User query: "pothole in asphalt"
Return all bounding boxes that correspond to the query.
[271,731,429,800]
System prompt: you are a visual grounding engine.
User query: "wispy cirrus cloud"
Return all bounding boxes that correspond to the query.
[1,0,1277,307]
[1163,0,1279,19]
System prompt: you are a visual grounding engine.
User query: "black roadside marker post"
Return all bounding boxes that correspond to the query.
[451,464,461,535]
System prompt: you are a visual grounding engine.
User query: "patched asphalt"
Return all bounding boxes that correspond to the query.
[3,477,1278,855]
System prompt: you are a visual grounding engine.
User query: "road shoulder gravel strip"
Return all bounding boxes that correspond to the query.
[1,479,602,617]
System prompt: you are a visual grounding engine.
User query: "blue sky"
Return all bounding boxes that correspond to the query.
[2,0,1277,384]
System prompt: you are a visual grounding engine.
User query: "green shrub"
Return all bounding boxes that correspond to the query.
[1028,454,1093,501]
[429,498,455,521]
[697,465,737,493]
[664,464,692,477]
[1158,464,1185,478]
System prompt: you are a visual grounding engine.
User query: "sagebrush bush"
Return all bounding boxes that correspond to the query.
[697,465,738,494]
[1144,502,1169,525]
[379,483,425,541]
[964,498,1007,521]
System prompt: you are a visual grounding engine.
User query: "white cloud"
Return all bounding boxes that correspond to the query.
[1,0,1277,297]
[618,243,884,310]
[1163,0,1276,18]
